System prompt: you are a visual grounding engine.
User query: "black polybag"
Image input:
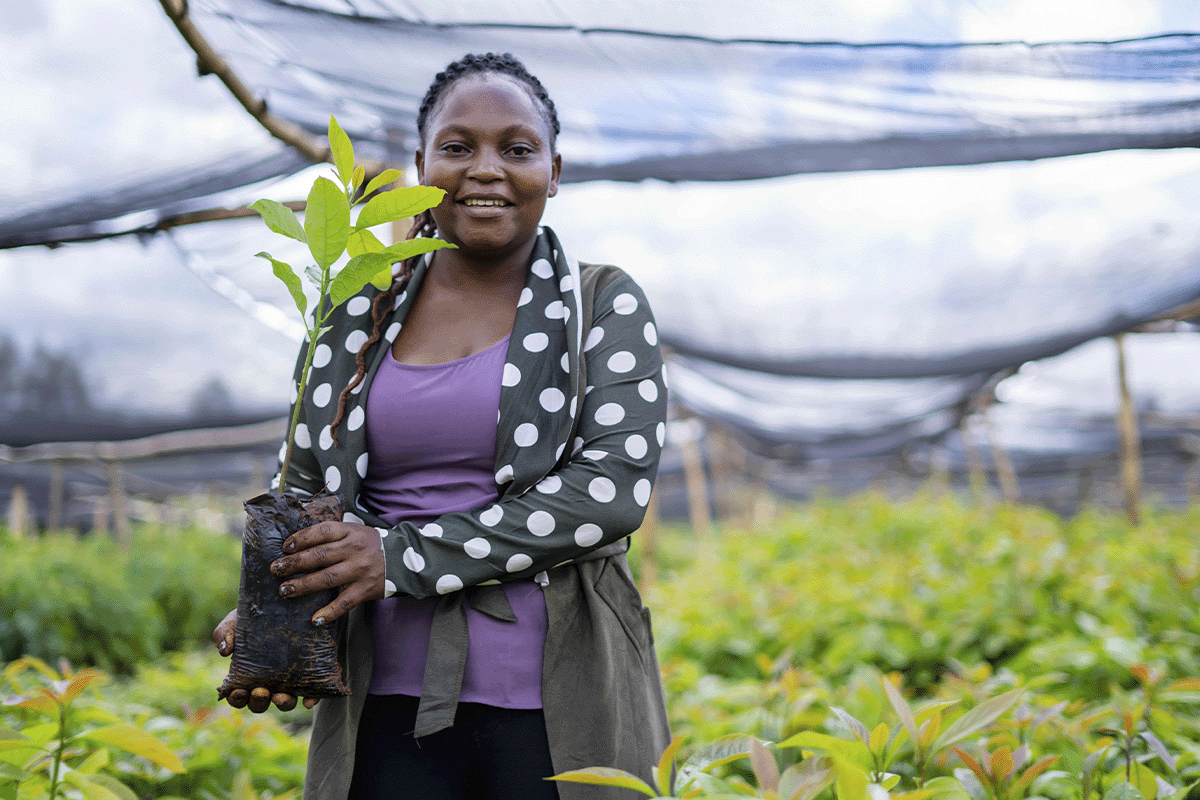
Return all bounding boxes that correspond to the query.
[218,491,351,699]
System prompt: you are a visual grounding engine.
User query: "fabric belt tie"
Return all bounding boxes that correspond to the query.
[412,538,630,738]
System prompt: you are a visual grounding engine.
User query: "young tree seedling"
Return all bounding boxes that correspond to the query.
[252,116,452,492]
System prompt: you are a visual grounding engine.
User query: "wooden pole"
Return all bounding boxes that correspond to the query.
[6,484,30,539]
[638,488,660,592]
[106,461,132,543]
[960,415,988,504]
[679,422,714,537]
[1114,334,1143,525]
[982,410,1020,504]
[48,460,64,531]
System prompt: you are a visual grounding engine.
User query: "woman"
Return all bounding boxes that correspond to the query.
[214,53,671,800]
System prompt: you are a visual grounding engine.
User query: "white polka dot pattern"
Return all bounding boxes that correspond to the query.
[595,403,625,425]
[385,322,401,342]
[643,322,657,346]
[612,293,638,315]
[507,553,533,572]
[575,524,603,547]
[608,351,636,373]
[347,296,371,316]
[535,475,562,494]
[420,523,443,538]
[294,423,311,449]
[634,479,652,507]
[480,505,503,526]
[324,465,341,491]
[464,538,490,559]
[348,406,365,431]
[313,383,332,407]
[436,575,463,594]
[589,477,616,502]
[523,332,549,352]
[403,547,425,571]
[638,380,658,402]
[384,580,397,598]
[318,425,334,450]
[531,259,554,279]
[312,343,332,368]
[343,511,364,524]
[344,330,368,353]
[503,363,521,387]
[518,287,533,306]
[356,453,368,478]
[540,388,565,412]
[625,435,648,458]
[515,423,539,447]
[527,510,555,536]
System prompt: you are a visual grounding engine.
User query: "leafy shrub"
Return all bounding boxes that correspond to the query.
[0,525,239,673]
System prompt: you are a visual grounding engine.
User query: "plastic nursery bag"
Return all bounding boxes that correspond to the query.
[218,491,351,700]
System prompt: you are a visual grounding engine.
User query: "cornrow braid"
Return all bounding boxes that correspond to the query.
[329,210,437,447]
[416,52,560,150]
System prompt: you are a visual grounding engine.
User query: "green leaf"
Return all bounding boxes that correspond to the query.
[381,237,455,264]
[76,748,109,774]
[305,176,352,270]
[77,724,185,774]
[59,669,105,706]
[830,707,871,746]
[355,185,445,230]
[923,776,973,800]
[779,757,836,800]
[933,690,1023,752]
[1105,782,1146,800]
[346,228,386,258]
[362,168,403,198]
[85,775,138,800]
[776,731,860,759]
[883,678,919,749]
[1141,731,1177,772]
[829,750,869,800]
[351,165,365,193]
[256,253,307,317]
[328,115,355,186]
[329,253,388,308]
[655,736,685,796]
[0,763,28,782]
[750,738,780,794]
[63,769,127,800]
[548,768,658,797]
[250,199,307,243]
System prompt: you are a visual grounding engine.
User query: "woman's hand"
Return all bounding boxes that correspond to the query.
[211,609,318,712]
[271,521,386,626]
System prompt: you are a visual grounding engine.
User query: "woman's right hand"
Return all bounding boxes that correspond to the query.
[212,609,318,713]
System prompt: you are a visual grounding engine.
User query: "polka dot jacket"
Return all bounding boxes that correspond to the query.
[275,226,668,601]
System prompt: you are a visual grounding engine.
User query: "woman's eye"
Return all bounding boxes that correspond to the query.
[509,145,533,157]
[442,143,467,154]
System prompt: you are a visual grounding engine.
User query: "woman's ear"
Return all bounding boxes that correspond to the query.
[415,149,425,184]
[548,152,562,198]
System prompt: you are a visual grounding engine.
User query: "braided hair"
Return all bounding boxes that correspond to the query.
[329,53,559,445]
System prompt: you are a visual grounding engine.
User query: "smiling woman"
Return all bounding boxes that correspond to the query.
[211,53,671,800]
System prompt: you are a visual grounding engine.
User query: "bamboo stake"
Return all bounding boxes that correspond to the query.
[107,461,132,544]
[6,484,29,539]
[1114,333,1143,525]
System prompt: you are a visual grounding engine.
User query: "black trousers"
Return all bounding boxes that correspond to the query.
[348,694,562,800]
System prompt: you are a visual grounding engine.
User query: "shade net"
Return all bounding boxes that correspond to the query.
[3,1,1200,502]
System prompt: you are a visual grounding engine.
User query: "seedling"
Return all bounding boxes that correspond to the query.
[252,116,452,492]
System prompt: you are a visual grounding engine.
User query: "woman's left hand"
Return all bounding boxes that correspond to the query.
[269,522,386,626]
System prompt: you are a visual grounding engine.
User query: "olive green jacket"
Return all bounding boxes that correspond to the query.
[281,228,671,800]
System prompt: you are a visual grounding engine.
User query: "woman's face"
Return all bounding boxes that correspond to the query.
[417,74,562,261]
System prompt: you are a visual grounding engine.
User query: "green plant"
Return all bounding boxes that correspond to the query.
[0,657,184,800]
[251,115,452,490]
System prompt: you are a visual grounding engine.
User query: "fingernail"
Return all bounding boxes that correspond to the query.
[313,617,325,627]
[218,642,227,652]
[280,585,293,597]
[286,542,296,553]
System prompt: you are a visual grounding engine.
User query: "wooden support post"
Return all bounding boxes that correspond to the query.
[1114,334,1143,525]
[638,488,660,592]
[960,415,988,504]
[708,426,733,522]
[6,484,30,539]
[982,410,1020,504]
[680,423,713,537]
[106,461,132,543]
[1188,456,1200,506]
[48,460,64,531]
[750,457,777,529]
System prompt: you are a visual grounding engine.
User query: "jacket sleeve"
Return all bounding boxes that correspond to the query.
[378,275,668,599]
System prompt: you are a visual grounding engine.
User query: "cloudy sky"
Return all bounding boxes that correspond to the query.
[2,0,1200,420]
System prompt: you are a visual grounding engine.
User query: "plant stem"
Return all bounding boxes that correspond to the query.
[277,329,320,493]
[48,705,66,800]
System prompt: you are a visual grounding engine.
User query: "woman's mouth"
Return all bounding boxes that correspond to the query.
[461,198,511,207]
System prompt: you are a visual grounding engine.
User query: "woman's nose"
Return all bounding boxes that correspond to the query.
[466,148,503,180]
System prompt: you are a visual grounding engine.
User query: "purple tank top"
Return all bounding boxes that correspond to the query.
[361,334,548,708]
